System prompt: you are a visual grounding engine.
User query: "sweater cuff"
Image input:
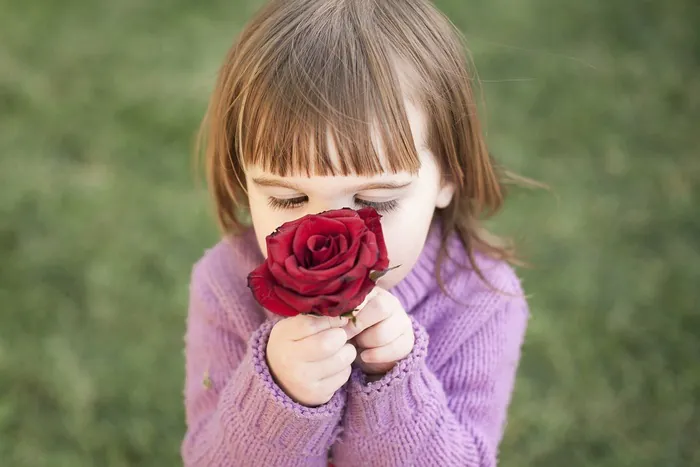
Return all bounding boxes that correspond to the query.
[345,316,438,435]
[219,320,346,456]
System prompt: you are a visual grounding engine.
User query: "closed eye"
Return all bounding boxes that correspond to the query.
[267,196,399,213]
[355,198,399,213]
[267,196,307,210]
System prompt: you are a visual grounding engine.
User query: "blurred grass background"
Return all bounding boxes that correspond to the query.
[1,0,698,465]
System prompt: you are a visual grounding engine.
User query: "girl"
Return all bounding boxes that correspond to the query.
[182,0,530,465]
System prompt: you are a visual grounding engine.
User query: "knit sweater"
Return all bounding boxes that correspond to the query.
[181,222,529,466]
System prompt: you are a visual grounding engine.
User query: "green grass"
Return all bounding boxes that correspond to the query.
[1,0,698,465]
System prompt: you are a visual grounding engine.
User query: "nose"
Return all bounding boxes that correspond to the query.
[308,197,353,214]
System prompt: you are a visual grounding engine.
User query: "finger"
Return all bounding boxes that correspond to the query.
[353,287,380,314]
[343,291,397,339]
[354,311,408,349]
[348,337,362,365]
[296,328,348,362]
[360,331,415,364]
[282,314,349,341]
[318,363,353,398]
[313,343,357,379]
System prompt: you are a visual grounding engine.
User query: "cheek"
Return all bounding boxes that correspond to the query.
[376,177,439,287]
[251,215,274,259]
[378,214,433,289]
[255,233,268,259]
[248,196,284,259]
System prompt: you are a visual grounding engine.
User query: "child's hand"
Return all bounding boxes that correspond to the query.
[267,315,356,407]
[342,288,415,377]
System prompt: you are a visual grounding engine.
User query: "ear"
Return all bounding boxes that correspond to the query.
[435,181,455,209]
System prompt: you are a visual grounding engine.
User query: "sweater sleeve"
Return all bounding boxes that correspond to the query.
[331,295,529,466]
[181,261,345,466]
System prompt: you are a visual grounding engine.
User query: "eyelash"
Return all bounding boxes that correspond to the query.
[267,196,399,213]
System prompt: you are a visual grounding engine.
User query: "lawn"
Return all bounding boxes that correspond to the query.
[1,0,698,465]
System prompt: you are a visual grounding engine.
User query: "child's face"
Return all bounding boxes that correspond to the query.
[244,99,454,289]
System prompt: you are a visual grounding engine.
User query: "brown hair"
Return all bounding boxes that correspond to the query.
[198,0,538,289]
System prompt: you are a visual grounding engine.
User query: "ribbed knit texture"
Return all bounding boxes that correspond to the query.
[181,223,529,466]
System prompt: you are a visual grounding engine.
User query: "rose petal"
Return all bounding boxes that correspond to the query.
[273,285,342,315]
[313,276,376,317]
[356,206,380,224]
[303,250,312,268]
[308,234,334,264]
[314,212,365,251]
[318,208,359,220]
[346,284,371,311]
[343,261,373,292]
[268,261,300,290]
[308,277,345,296]
[355,238,378,269]
[318,264,375,314]
[309,297,343,315]
[335,234,347,253]
[326,236,340,259]
[292,217,348,265]
[308,233,349,270]
[266,223,299,265]
[307,235,330,251]
[285,244,358,280]
[338,216,368,243]
[340,277,377,313]
[311,248,331,265]
[303,277,345,296]
[358,207,389,269]
[270,261,344,296]
[247,263,300,317]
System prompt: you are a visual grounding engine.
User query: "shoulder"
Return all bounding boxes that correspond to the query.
[191,229,262,294]
[426,228,526,308]
[189,229,267,334]
[414,233,529,367]
[438,240,527,321]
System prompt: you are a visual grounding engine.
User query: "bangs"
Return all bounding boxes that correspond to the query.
[230,6,421,177]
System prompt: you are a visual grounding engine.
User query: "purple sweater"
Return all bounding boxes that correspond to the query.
[181,224,529,466]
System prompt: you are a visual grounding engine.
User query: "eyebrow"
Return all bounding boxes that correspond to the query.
[252,176,413,193]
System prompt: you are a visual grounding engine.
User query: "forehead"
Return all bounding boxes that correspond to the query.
[246,164,416,191]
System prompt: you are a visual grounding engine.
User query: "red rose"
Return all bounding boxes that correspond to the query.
[247,207,391,318]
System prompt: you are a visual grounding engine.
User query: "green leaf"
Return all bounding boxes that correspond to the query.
[340,310,358,325]
[369,265,401,282]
